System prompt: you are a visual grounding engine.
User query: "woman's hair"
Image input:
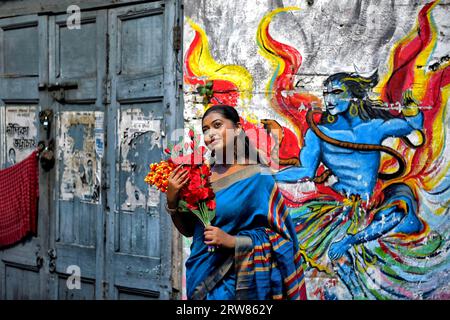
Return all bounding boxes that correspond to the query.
[322,71,395,123]
[202,105,265,165]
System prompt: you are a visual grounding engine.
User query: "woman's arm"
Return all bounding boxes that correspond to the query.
[274,129,321,182]
[169,207,196,237]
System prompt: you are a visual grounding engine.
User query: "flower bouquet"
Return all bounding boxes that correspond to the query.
[144,129,217,251]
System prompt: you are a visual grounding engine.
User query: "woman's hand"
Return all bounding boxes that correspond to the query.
[204,226,236,249]
[166,164,189,209]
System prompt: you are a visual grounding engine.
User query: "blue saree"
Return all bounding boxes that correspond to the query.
[185,164,307,300]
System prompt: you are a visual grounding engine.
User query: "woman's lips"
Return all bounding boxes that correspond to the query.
[210,139,220,145]
[208,139,220,147]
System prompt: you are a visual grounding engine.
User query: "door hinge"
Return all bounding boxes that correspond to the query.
[173,25,182,51]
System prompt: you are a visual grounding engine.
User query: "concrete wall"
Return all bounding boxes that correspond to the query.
[183,0,450,299]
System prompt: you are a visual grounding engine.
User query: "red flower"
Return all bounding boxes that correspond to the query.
[187,202,199,211]
[146,131,215,228]
[206,199,216,210]
[199,164,211,177]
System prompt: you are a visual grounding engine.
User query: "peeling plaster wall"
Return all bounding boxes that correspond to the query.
[183,0,450,300]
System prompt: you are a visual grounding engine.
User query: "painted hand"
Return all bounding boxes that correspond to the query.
[328,236,354,261]
[401,89,420,117]
[204,226,236,249]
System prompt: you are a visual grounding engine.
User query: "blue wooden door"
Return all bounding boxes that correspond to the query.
[105,0,182,299]
[0,0,182,300]
[0,14,48,299]
[45,9,108,299]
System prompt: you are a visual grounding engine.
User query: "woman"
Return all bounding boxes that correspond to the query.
[166,105,307,300]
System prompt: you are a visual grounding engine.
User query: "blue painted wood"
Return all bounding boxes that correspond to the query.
[105,1,180,300]
[0,14,47,300]
[0,0,183,300]
[48,9,108,300]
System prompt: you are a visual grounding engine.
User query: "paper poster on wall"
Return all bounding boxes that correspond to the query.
[5,106,37,167]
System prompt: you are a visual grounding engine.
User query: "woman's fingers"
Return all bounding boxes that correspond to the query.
[174,172,189,187]
[204,230,215,239]
[171,166,183,179]
[170,165,182,177]
[173,167,189,181]
[180,175,190,185]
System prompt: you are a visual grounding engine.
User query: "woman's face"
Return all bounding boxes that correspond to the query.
[323,79,353,115]
[202,112,240,154]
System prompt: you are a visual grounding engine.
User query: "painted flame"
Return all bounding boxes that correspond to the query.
[184,18,254,110]
[256,7,322,147]
[376,0,450,203]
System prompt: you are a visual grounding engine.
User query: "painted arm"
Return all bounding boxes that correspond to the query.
[380,111,423,138]
[274,129,321,182]
[380,90,424,138]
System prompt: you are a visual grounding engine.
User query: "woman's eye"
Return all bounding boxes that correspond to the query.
[214,122,222,128]
[332,89,343,94]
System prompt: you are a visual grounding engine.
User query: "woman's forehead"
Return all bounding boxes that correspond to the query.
[203,112,227,125]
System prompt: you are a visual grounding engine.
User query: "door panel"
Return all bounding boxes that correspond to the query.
[48,10,107,299]
[106,1,176,300]
[58,275,95,300]
[0,14,46,300]
[5,264,41,299]
[1,20,38,75]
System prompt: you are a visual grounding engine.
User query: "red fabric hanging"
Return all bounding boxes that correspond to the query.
[0,150,39,247]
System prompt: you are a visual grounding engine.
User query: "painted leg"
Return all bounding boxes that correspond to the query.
[329,183,422,260]
[333,253,366,299]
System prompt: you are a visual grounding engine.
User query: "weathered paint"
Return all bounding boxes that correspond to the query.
[183,0,450,300]
[57,111,100,203]
[119,108,162,211]
[0,0,183,300]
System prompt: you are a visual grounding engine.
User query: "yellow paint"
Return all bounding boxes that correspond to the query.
[256,7,303,139]
[186,18,254,104]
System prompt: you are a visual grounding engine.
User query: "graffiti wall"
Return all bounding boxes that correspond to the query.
[183,0,450,299]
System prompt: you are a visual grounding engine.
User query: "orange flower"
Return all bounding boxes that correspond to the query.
[144,160,176,193]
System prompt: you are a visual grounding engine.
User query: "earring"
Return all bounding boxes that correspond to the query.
[349,103,359,117]
[327,114,336,123]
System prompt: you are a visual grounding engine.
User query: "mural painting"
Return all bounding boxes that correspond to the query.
[183,1,449,299]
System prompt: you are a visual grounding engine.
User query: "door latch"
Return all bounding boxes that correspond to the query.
[39,109,53,139]
[48,248,57,273]
[38,81,78,102]
[38,140,55,172]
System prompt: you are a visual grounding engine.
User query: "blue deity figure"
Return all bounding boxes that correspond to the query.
[274,72,437,299]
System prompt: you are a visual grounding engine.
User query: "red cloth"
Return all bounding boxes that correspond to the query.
[0,150,39,247]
